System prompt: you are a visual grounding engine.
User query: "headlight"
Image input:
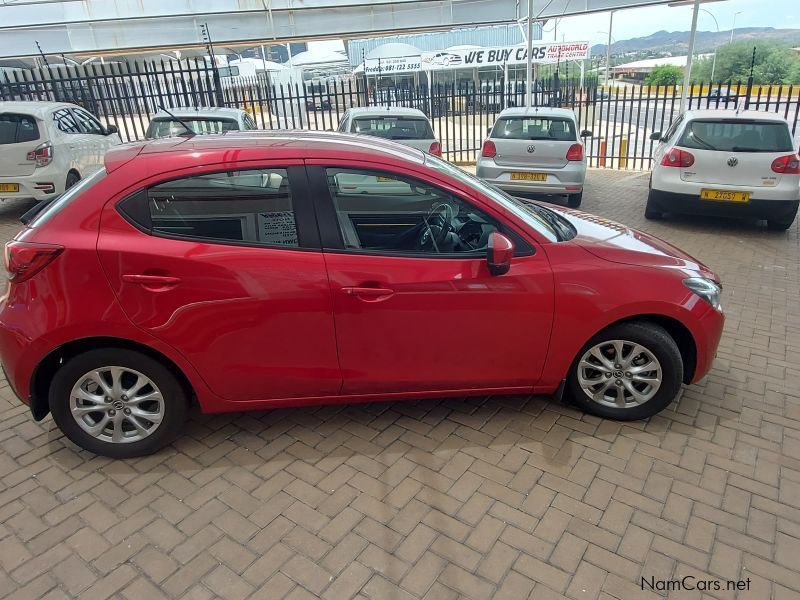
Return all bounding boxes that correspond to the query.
[683,277,722,311]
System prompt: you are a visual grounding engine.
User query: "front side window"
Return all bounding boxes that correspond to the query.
[0,113,39,144]
[53,108,81,134]
[146,169,298,247]
[72,108,105,135]
[678,119,794,153]
[351,116,434,140]
[325,168,501,255]
[491,116,576,141]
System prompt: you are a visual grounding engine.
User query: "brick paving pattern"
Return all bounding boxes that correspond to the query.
[0,169,799,599]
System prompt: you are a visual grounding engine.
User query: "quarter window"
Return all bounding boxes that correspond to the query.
[146,169,298,247]
[325,168,500,255]
[53,108,81,134]
[660,115,683,143]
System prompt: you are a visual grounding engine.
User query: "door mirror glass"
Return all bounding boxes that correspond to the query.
[487,231,514,276]
[580,129,592,138]
[650,131,662,141]
[105,124,119,136]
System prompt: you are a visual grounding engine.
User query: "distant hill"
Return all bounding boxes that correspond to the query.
[591,27,800,56]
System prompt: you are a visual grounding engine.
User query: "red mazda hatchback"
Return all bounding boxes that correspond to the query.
[0,132,724,457]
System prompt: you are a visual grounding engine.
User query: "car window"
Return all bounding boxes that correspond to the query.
[243,114,257,130]
[660,115,683,143]
[491,116,576,141]
[325,167,500,255]
[52,108,81,134]
[146,117,239,138]
[337,113,348,132]
[0,113,39,144]
[678,119,794,153]
[351,116,434,140]
[72,108,105,135]
[146,169,298,247]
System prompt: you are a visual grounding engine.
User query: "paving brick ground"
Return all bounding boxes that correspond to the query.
[0,169,799,599]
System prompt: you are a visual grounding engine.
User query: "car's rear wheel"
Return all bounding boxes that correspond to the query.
[49,349,187,458]
[65,171,80,190]
[567,192,583,208]
[566,322,683,421]
[644,190,663,220]
[766,217,795,231]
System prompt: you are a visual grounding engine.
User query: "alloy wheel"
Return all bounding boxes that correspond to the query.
[577,339,662,408]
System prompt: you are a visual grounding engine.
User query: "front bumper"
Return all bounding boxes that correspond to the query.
[649,189,800,222]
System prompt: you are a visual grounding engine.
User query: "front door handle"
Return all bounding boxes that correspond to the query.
[341,286,394,300]
[122,274,181,287]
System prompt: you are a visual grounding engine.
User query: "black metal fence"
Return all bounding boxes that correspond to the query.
[2,60,799,169]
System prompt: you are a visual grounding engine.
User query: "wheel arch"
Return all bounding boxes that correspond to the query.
[29,336,196,421]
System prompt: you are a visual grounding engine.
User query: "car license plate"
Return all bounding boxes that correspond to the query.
[511,172,547,181]
[0,183,19,193]
[377,176,396,182]
[700,189,749,203]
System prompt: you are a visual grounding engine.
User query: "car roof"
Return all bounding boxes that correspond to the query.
[683,109,790,123]
[104,130,427,174]
[496,107,576,120]
[0,100,81,117]
[347,106,429,119]
[150,107,246,120]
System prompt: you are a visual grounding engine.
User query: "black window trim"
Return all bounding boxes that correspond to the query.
[306,164,534,259]
[115,164,321,251]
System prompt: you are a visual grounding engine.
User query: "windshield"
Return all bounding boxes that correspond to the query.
[27,169,106,227]
[146,117,239,138]
[491,116,576,141]
[678,119,793,153]
[424,155,563,242]
[352,116,435,140]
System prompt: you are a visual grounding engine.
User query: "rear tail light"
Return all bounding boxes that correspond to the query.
[26,142,53,167]
[4,241,64,283]
[429,141,442,157]
[566,143,584,161]
[660,148,695,168]
[771,154,800,174]
[481,139,497,158]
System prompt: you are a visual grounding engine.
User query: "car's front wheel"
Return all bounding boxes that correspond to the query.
[49,348,188,458]
[566,322,683,421]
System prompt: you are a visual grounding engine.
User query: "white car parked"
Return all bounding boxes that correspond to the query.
[476,107,590,208]
[337,107,441,156]
[0,101,121,202]
[647,110,799,230]
[145,107,258,138]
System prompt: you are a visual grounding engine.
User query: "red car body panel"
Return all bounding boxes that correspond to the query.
[0,132,724,418]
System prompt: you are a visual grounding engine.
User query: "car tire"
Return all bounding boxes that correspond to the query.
[766,216,796,231]
[49,348,188,458]
[644,190,663,220]
[566,321,683,421]
[567,192,583,208]
[65,171,80,190]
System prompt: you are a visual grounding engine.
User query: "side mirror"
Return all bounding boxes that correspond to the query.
[105,124,119,136]
[650,132,661,141]
[487,231,514,276]
[580,129,592,138]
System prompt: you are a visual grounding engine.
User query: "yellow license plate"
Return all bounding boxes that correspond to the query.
[377,176,396,182]
[511,172,547,181]
[0,183,19,193]
[700,189,749,203]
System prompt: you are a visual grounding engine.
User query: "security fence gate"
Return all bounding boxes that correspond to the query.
[2,60,799,169]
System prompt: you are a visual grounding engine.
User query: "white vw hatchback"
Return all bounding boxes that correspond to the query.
[647,110,799,230]
[0,101,121,203]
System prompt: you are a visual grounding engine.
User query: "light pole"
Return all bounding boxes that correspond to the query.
[597,28,616,86]
[526,0,534,107]
[730,11,742,43]
[700,8,719,82]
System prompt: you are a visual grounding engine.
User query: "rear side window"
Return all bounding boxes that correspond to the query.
[146,118,239,138]
[351,116,434,140]
[144,169,299,247]
[0,113,39,144]
[491,117,576,141]
[678,119,794,153]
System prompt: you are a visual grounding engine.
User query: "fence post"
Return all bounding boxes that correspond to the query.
[599,139,607,168]
[618,137,627,169]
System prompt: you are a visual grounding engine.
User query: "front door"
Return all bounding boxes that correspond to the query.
[97,164,341,402]
[309,164,555,395]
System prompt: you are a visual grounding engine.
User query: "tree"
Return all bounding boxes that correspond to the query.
[690,41,800,84]
[645,65,683,86]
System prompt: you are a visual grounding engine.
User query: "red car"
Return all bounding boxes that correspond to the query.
[0,132,724,458]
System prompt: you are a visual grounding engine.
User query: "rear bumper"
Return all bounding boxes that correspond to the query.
[649,189,800,221]
[0,174,62,202]
[476,159,586,195]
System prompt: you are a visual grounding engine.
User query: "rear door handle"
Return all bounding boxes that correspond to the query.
[341,286,394,299]
[122,274,181,286]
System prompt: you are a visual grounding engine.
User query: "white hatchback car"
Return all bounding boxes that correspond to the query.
[0,101,121,202]
[145,107,258,138]
[476,107,590,208]
[647,110,799,230]
[337,107,441,156]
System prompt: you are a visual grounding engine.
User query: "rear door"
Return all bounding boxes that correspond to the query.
[490,115,577,169]
[677,118,796,187]
[52,107,87,172]
[71,107,116,172]
[0,112,42,177]
[97,162,342,402]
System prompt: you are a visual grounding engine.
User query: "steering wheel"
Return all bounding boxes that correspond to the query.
[418,202,455,251]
